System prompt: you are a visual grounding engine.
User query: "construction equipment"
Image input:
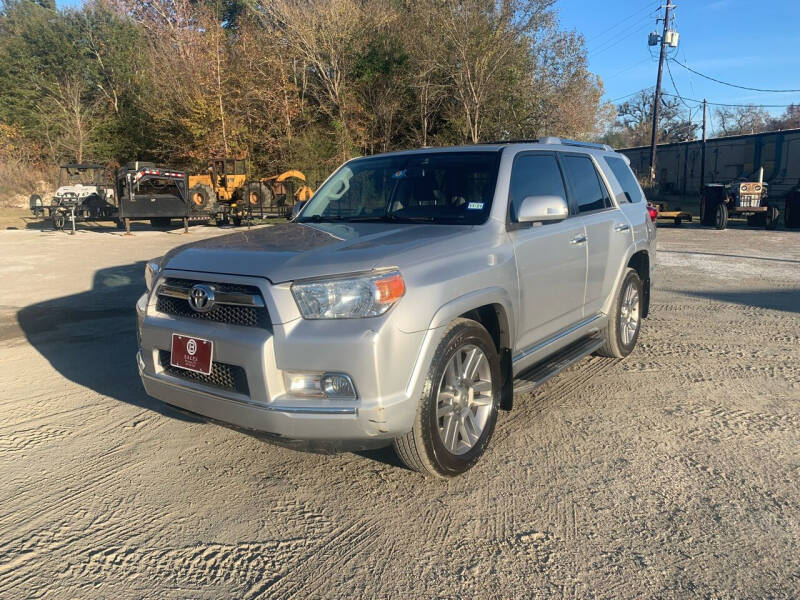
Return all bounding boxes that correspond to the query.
[187,159,312,224]
[187,157,273,221]
[700,168,778,230]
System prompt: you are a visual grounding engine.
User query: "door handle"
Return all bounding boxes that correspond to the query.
[614,223,630,232]
[570,234,587,245]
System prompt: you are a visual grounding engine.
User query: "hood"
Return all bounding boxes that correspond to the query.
[163,222,474,283]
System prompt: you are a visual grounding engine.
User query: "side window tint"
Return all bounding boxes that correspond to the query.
[561,155,608,213]
[508,154,567,222]
[605,156,645,204]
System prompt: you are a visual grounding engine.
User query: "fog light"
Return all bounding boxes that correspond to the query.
[322,374,356,398]
[284,372,357,399]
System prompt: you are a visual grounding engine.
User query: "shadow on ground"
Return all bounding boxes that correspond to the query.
[15,261,199,422]
[678,287,800,314]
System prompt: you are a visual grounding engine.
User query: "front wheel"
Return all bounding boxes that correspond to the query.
[714,202,728,230]
[393,318,500,478]
[596,268,643,359]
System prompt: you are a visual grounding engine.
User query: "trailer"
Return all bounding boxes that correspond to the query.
[115,163,191,232]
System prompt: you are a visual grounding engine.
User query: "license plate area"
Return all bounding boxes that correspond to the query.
[170,334,213,375]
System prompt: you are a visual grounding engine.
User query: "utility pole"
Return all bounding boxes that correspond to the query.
[648,0,675,182]
[700,99,707,191]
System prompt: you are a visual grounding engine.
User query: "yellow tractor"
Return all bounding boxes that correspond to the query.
[188,157,272,216]
[188,158,312,223]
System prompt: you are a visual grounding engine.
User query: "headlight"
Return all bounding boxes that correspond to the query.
[291,270,405,319]
[144,258,163,292]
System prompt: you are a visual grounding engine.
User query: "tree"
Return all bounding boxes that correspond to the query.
[601,89,697,148]
[715,104,770,137]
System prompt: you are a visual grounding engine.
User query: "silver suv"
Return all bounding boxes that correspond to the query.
[136,138,655,477]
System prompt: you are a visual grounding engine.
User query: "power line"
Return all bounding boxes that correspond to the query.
[590,13,657,57]
[606,87,797,109]
[670,58,800,93]
[666,59,693,111]
[584,1,660,43]
[603,56,654,82]
[661,92,796,109]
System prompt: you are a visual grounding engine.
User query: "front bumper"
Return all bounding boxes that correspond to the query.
[136,271,427,441]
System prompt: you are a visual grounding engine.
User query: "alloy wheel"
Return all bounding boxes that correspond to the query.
[436,344,494,455]
[619,281,640,346]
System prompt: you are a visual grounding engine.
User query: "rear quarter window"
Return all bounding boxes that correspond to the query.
[605,156,645,204]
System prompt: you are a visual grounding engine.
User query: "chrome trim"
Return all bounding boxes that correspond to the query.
[266,405,358,415]
[158,283,265,308]
[571,234,588,245]
[512,314,603,363]
[614,223,631,232]
[142,371,358,415]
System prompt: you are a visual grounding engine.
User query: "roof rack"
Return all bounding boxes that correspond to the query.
[538,137,614,151]
[478,138,614,151]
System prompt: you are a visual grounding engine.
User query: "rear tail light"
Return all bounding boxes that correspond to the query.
[647,205,658,222]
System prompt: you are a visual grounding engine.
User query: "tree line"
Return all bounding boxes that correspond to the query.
[0,0,608,187]
[601,89,800,149]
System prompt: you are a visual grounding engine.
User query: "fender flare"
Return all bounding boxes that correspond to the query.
[403,286,516,403]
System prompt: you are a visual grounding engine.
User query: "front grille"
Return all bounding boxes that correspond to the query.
[156,278,270,329]
[159,350,249,395]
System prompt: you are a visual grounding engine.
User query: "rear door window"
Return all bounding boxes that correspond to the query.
[604,156,645,204]
[508,153,568,222]
[560,154,612,213]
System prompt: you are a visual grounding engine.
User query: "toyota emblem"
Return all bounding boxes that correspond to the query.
[188,284,215,313]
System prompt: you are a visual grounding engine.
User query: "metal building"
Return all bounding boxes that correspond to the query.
[618,128,800,200]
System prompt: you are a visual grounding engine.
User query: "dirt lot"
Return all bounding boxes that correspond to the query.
[1,221,798,599]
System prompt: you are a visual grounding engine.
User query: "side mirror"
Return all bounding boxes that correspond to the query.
[517,195,569,223]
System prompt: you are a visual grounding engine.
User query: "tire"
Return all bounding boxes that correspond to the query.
[786,194,800,229]
[714,202,728,230]
[231,215,242,227]
[700,196,712,226]
[242,182,274,214]
[149,217,172,228]
[393,318,501,478]
[596,268,643,359]
[765,205,779,230]
[188,184,216,213]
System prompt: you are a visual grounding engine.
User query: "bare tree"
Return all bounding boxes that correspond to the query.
[715,104,771,137]
[39,77,103,162]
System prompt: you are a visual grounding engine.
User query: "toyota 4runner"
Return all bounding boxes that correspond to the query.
[136,138,656,477]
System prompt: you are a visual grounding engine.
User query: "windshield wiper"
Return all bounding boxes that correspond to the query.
[346,214,435,223]
[298,215,350,223]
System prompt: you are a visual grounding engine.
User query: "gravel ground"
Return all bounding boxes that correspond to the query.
[1,222,798,599]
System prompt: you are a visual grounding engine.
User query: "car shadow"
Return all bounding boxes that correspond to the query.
[15,261,200,422]
[678,288,800,314]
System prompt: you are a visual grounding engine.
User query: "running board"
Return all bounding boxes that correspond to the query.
[512,335,604,395]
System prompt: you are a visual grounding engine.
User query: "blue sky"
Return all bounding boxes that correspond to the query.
[57,0,798,132]
[557,0,800,129]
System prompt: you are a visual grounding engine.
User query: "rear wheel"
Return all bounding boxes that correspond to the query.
[596,268,643,359]
[785,192,800,229]
[700,196,713,226]
[765,205,780,230]
[188,184,216,213]
[242,182,273,216]
[393,318,500,478]
[714,202,728,230]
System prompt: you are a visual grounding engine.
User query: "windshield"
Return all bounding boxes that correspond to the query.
[298,151,500,225]
[60,167,100,187]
